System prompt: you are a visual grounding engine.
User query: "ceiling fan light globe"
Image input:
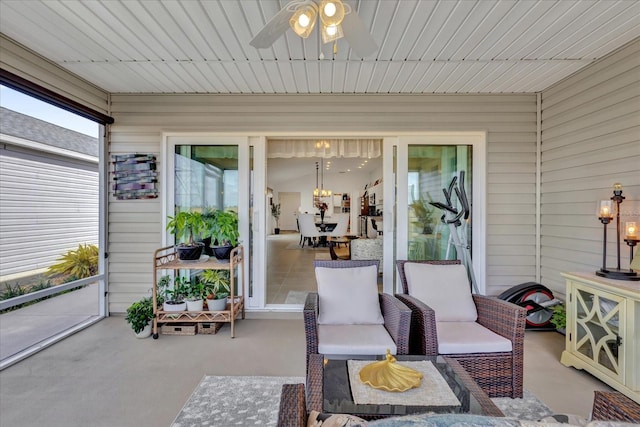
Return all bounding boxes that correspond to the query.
[321,23,344,44]
[290,4,318,38]
[324,2,336,17]
[319,0,345,26]
[298,13,311,28]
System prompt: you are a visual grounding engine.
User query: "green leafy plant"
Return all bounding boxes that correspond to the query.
[204,209,239,246]
[0,280,54,313]
[199,270,230,300]
[271,203,281,228]
[156,275,190,304]
[166,210,207,246]
[46,244,98,279]
[186,279,206,301]
[169,276,190,302]
[0,282,28,300]
[125,297,154,334]
[550,304,566,330]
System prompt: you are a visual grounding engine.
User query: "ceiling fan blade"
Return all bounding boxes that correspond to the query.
[250,3,297,49]
[341,7,378,58]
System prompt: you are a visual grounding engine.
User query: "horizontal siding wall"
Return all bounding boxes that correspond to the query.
[0,145,99,280]
[540,39,640,298]
[109,93,537,312]
[0,35,109,116]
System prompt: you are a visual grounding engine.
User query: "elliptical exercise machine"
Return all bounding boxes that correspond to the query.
[430,172,561,329]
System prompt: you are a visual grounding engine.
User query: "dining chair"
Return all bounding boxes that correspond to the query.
[328,213,349,238]
[395,260,527,398]
[298,213,323,248]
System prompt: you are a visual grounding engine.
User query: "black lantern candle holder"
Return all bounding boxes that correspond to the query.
[596,183,640,281]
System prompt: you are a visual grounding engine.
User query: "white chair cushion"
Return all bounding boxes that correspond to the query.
[404,263,478,322]
[436,322,512,354]
[316,265,384,325]
[318,324,397,356]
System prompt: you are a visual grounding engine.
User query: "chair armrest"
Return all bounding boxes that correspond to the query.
[474,294,526,397]
[473,295,526,343]
[592,391,640,423]
[304,293,319,364]
[394,294,438,355]
[277,383,306,427]
[379,293,412,355]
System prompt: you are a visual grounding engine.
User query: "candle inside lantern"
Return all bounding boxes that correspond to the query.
[627,222,638,239]
[598,200,613,218]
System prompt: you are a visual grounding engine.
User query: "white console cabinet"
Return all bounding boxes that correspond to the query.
[561,272,640,403]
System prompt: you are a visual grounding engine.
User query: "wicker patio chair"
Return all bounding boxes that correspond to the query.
[591,391,640,423]
[395,260,526,398]
[304,260,411,367]
[277,383,307,427]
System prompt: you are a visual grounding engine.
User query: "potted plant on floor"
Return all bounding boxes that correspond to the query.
[166,210,207,260]
[125,296,154,338]
[204,209,240,260]
[550,303,566,334]
[271,203,281,235]
[200,269,230,311]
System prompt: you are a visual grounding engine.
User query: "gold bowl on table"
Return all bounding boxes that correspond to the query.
[358,350,423,392]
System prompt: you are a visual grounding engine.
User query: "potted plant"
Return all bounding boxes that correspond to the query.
[185,279,205,311]
[409,195,435,234]
[166,210,207,260]
[200,269,230,311]
[550,303,566,334]
[125,297,154,338]
[271,203,281,234]
[204,209,240,260]
[157,275,187,312]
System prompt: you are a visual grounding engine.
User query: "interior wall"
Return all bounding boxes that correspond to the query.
[108,93,537,311]
[540,39,640,298]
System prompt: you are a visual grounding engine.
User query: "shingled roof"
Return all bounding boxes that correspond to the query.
[0,107,98,157]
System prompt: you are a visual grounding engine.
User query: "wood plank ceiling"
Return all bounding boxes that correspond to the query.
[1,0,639,94]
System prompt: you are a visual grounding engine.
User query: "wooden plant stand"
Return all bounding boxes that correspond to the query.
[151,245,245,338]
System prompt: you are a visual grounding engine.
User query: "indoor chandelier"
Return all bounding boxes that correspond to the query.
[290,0,348,44]
[314,159,332,199]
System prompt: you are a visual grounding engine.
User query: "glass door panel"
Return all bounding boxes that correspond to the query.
[574,286,623,379]
[396,133,486,294]
[407,145,472,261]
[174,145,238,213]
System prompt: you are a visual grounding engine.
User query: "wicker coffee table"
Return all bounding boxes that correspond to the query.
[306,354,503,419]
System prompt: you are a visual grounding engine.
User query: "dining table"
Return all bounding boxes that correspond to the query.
[314,221,337,247]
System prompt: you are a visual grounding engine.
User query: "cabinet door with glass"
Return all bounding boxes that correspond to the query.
[569,282,625,382]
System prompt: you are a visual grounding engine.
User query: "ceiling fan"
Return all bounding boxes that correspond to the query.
[249,0,378,58]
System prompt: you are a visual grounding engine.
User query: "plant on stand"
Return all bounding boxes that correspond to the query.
[271,203,281,235]
[166,210,207,260]
[185,278,205,312]
[125,296,155,338]
[204,209,240,260]
[157,275,188,312]
[200,269,230,311]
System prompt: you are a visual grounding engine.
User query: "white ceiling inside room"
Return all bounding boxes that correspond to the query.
[1,0,639,94]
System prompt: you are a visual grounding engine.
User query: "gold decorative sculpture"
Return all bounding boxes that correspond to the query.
[359,350,423,392]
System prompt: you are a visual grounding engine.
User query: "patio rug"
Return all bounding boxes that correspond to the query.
[171,375,554,427]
